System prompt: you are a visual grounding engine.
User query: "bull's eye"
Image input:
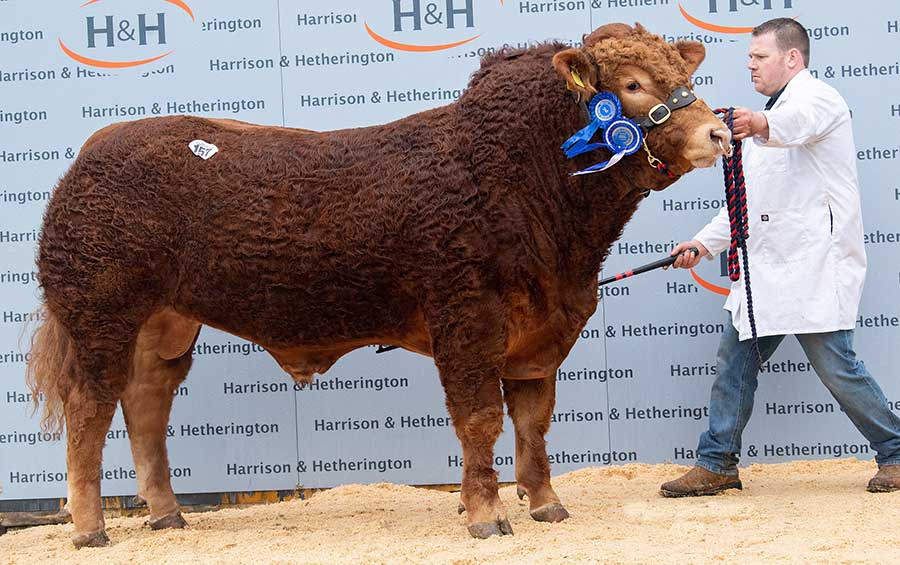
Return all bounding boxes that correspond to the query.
[626,81,640,92]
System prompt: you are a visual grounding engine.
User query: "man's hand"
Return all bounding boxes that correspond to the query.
[730,106,769,141]
[666,240,709,270]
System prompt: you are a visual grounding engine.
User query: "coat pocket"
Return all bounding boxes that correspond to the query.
[747,143,787,174]
[757,208,809,264]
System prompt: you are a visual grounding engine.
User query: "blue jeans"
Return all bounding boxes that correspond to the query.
[696,319,900,475]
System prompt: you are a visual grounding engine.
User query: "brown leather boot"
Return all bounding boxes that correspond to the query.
[867,465,900,493]
[660,466,742,498]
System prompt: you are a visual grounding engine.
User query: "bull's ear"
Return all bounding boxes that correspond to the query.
[675,40,705,76]
[552,48,598,98]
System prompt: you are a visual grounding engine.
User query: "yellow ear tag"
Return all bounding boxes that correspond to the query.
[570,68,585,88]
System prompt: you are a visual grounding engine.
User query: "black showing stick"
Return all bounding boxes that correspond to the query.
[598,247,698,287]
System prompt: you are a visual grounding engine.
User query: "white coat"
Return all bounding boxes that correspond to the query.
[694,69,867,340]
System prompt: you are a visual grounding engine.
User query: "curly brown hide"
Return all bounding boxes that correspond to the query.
[27,23,725,545]
[585,22,697,86]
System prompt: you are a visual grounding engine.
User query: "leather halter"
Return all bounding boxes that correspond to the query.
[634,86,698,182]
[635,86,697,131]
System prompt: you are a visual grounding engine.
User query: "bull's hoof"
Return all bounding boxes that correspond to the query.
[148,511,187,530]
[516,486,527,500]
[457,501,466,514]
[72,530,110,549]
[132,495,147,508]
[530,502,570,523]
[467,519,514,538]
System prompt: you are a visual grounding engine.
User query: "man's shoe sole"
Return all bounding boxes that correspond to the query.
[660,481,743,498]
[867,484,900,493]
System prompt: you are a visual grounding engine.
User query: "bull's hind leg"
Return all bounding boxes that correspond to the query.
[430,299,511,538]
[503,377,570,523]
[121,309,200,530]
[64,344,133,548]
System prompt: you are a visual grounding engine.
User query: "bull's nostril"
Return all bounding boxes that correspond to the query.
[710,128,733,155]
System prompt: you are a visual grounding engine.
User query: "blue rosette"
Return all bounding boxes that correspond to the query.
[561,91,625,159]
[562,91,643,175]
[589,92,621,126]
[603,118,643,156]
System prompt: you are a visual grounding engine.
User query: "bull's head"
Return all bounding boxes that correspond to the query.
[552,23,731,186]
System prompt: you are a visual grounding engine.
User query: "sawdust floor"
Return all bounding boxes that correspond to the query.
[2,458,899,564]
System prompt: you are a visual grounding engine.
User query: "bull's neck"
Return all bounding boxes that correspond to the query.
[518,73,657,278]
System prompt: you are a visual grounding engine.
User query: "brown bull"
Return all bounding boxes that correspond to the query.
[27,23,729,547]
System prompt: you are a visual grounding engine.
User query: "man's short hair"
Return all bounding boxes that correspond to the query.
[753,18,810,67]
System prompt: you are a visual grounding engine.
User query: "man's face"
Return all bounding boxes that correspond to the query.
[747,32,790,97]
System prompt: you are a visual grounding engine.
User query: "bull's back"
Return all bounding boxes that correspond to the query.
[41,112,467,347]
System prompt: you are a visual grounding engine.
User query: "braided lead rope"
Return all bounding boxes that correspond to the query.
[717,108,760,361]
[721,110,744,281]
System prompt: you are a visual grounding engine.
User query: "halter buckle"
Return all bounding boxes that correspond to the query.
[648,103,671,126]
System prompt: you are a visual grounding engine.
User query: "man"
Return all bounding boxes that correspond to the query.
[660,18,900,497]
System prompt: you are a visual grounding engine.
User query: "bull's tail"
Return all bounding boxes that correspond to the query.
[25,306,75,434]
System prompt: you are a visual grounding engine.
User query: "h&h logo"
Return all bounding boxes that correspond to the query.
[679,0,795,34]
[365,0,504,52]
[58,0,195,69]
[708,0,793,12]
[393,0,475,31]
[85,13,167,48]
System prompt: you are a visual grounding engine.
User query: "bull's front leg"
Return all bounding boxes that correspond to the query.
[502,376,570,522]
[430,292,512,538]
[441,370,511,538]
